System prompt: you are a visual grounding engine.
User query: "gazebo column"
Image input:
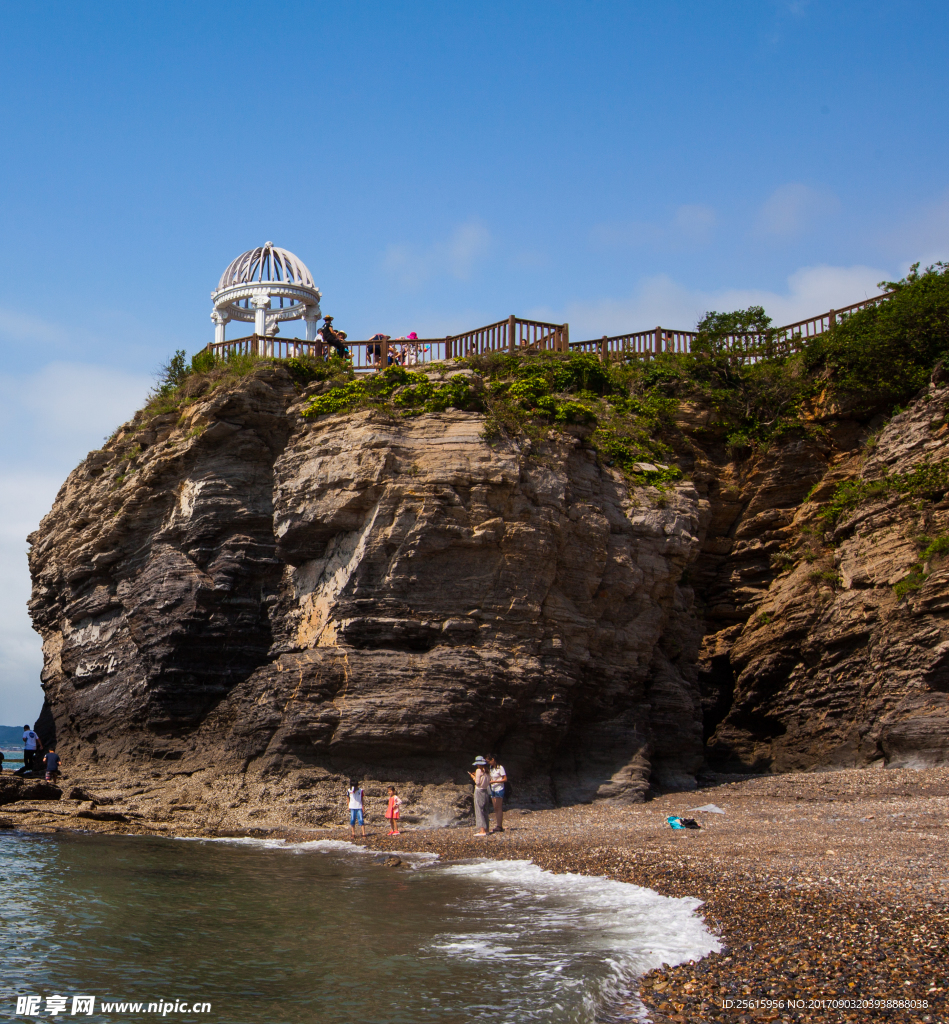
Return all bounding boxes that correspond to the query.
[251,294,271,338]
[304,307,322,342]
[211,311,228,346]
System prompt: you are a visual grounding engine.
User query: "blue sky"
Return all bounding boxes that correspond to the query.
[2,0,948,723]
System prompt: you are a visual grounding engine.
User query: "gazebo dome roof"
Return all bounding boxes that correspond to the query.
[217,242,315,291]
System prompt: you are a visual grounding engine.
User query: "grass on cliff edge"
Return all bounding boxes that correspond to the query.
[139,349,355,420]
[141,261,949,484]
[303,352,685,484]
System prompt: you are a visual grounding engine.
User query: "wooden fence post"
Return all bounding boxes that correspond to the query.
[656,327,663,358]
[508,315,516,354]
[563,323,570,352]
[599,336,608,363]
[252,335,259,357]
[381,337,389,370]
[828,308,836,334]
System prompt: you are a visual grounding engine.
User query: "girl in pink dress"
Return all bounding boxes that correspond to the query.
[385,787,402,835]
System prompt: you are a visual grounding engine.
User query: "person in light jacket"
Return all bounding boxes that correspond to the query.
[467,756,490,837]
[487,754,507,833]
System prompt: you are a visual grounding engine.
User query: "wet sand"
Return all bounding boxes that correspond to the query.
[5,766,947,1023]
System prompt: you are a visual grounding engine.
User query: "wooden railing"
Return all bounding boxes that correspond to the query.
[204,292,894,373]
[207,334,447,370]
[206,316,569,372]
[569,292,894,361]
[445,315,569,359]
[569,327,698,360]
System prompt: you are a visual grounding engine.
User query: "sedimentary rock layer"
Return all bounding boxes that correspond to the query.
[28,365,707,818]
[26,362,949,826]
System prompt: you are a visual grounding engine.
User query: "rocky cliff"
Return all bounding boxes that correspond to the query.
[25,355,949,827]
[706,380,949,773]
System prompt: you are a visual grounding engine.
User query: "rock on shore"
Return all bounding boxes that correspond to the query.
[27,364,707,822]
[25,361,949,826]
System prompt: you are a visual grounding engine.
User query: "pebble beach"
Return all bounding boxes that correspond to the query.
[5,765,947,1023]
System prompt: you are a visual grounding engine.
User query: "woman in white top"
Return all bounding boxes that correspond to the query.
[467,756,491,837]
[347,781,367,839]
[487,754,507,833]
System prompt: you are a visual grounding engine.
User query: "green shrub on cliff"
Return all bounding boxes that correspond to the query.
[803,262,949,414]
[893,532,949,601]
[142,349,356,424]
[283,354,354,386]
[302,365,482,419]
[819,458,949,526]
[611,265,949,454]
[152,350,191,396]
[460,351,680,478]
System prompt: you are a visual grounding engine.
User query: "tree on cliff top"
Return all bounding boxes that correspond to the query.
[803,261,949,414]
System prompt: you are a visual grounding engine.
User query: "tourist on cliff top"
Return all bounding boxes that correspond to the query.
[320,317,349,360]
[385,786,402,836]
[22,725,41,773]
[43,747,60,782]
[468,756,491,837]
[348,781,367,839]
[486,755,507,833]
[404,334,428,367]
[368,333,390,365]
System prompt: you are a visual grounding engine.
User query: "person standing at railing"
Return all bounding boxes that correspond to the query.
[403,333,423,367]
[368,333,390,366]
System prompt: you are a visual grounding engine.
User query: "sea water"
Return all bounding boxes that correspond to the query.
[0,830,718,1023]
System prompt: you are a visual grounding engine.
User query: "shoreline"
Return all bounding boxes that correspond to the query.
[4,766,947,1023]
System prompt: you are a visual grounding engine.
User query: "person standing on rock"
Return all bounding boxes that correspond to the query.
[43,746,61,783]
[348,781,367,839]
[467,756,490,837]
[487,755,507,833]
[22,726,41,773]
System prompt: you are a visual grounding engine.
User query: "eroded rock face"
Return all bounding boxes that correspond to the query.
[28,366,708,822]
[706,385,949,771]
[26,363,949,827]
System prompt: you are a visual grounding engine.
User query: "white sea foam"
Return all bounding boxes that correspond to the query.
[441,858,717,955]
[178,835,439,865]
[434,859,720,1021]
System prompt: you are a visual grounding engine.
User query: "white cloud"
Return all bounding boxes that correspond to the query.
[883,189,949,267]
[383,220,492,288]
[531,262,889,339]
[754,183,840,237]
[0,471,64,725]
[0,362,152,725]
[590,204,717,250]
[0,362,153,460]
[0,306,69,346]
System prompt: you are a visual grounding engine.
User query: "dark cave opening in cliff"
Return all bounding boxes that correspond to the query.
[698,654,735,745]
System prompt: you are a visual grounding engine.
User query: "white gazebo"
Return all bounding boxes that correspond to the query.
[211,243,322,349]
